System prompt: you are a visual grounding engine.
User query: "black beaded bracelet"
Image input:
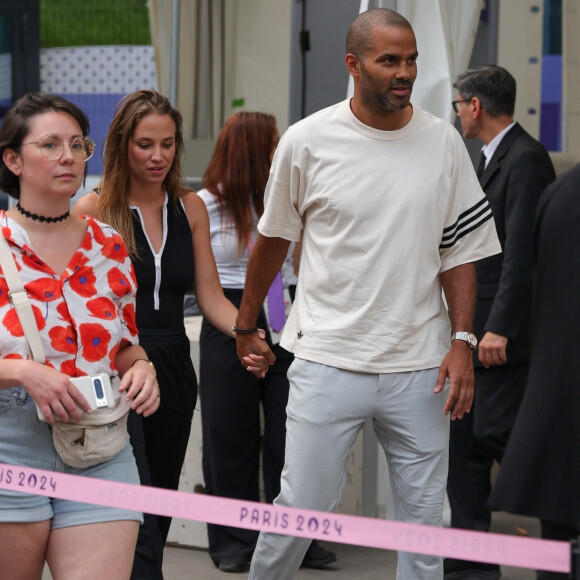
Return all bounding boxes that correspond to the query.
[231,325,258,335]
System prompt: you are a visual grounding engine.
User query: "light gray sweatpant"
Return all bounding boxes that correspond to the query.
[248,359,449,580]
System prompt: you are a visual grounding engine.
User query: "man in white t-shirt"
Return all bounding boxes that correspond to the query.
[234,8,501,580]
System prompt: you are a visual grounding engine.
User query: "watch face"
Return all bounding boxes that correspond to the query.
[452,332,478,349]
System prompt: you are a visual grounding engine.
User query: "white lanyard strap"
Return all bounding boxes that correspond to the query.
[0,234,46,364]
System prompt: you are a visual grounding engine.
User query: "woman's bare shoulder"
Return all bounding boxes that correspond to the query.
[179,189,209,226]
[180,189,207,210]
[72,191,99,217]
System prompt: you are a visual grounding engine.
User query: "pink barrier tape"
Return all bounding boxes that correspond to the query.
[0,462,570,573]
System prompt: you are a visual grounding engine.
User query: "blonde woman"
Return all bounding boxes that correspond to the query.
[73,90,272,578]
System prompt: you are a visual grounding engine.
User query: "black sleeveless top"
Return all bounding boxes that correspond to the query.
[131,195,195,331]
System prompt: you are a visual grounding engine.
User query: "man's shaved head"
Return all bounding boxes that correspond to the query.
[346,8,413,60]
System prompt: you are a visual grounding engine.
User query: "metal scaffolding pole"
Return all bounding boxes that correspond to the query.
[169,0,181,106]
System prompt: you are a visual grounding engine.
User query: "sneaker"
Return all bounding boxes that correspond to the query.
[218,556,248,573]
[301,540,338,569]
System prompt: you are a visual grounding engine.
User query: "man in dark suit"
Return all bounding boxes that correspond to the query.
[444,65,556,580]
[490,163,580,579]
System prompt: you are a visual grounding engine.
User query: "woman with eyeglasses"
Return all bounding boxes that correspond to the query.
[73,90,273,579]
[0,92,160,579]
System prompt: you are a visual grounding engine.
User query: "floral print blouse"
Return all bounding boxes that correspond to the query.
[0,211,138,377]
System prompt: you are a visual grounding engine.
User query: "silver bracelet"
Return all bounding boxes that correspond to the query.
[132,358,156,372]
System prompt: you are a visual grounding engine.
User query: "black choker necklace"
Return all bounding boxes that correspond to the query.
[16,202,70,224]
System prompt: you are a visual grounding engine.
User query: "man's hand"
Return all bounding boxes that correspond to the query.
[236,330,276,378]
[478,331,508,368]
[434,340,474,420]
[233,234,289,377]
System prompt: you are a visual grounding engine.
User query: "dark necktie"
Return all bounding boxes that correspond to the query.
[476,151,486,178]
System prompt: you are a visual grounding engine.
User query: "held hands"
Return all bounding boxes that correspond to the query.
[119,359,160,417]
[236,328,276,378]
[434,340,474,420]
[478,331,508,368]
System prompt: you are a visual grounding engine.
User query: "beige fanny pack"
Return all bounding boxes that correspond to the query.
[49,392,130,468]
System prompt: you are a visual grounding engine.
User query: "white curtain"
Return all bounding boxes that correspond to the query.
[397,0,483,121]
[148,0,291,143]
[148,0,215,139]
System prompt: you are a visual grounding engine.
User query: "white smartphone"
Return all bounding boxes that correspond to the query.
[36,373,117,422]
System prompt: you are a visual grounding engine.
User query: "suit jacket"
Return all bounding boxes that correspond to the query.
[490,163,580,529]
[474,123,555,367]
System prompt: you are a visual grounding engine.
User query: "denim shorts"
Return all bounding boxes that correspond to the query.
[0,387,143,529]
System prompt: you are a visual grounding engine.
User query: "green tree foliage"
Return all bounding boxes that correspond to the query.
[41,0,151,48]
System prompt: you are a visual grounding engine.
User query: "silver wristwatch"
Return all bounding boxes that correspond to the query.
[451,331,478,350]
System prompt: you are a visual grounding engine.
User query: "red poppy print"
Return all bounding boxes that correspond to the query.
[26,278,62,302]
[87,297,117,320]
[101,233,129,262]
[0,278,9,307]
[60,359,82,377]
[122,303,138,336]
[78,322,111,362]
[69,265,97,298]
[108,343,119,370]
[1,214,138,371]
[21,252,52,274]
[56,301,70,321]
[69,252,89,272]
[91,219,107,245]
[3,304,46,337]
[49,325,77,354]
[108,339,133,371]
[80,230,93,251]
[108,267,133,297]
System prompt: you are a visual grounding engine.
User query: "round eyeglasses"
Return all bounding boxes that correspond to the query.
[22,135,96,161]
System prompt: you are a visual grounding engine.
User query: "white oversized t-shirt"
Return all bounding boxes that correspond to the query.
[259,100,501,373]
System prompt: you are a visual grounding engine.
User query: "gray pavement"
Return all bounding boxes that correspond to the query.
[43,512,543,579]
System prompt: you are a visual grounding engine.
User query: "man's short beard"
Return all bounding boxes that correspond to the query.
[363,91,411,115]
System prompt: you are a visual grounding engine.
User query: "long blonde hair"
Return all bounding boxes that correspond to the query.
[98,89,185,258]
